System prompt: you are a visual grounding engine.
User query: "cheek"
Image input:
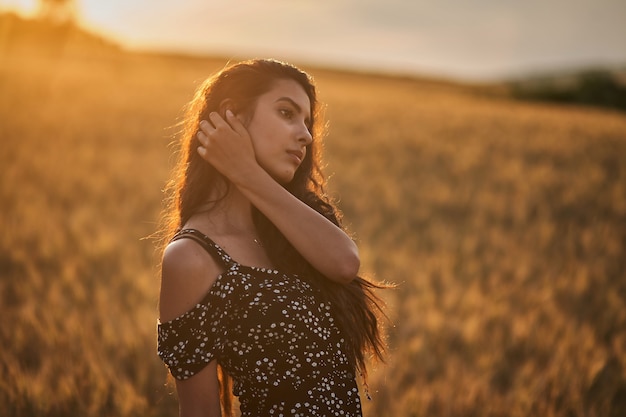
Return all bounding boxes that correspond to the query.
[249,116,282,147]
[246,112,272,140]
[247,128,276,161]
[245,122,265,152]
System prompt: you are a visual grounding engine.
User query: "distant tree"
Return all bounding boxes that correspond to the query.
[512,70,626,113]
[38,0,77,24]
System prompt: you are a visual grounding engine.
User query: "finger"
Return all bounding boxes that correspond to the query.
[197,146,208,158]
[225,110,249,137]
[198,119,215,135]
[208,112,229,130]
[196,130,209,147]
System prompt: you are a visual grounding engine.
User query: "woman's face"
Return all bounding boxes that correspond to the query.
[244,79,313,184]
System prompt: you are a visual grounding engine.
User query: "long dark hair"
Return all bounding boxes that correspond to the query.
[161,59,388,415]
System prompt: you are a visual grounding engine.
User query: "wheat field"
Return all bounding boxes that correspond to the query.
[1,34,626,417]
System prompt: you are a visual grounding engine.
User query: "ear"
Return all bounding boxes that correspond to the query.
[218,99,236,118]
[218,98,250,126]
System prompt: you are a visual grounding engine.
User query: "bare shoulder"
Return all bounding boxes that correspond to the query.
[159,238,224,323]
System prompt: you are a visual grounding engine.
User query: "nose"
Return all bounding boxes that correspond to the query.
[298,123,313,146]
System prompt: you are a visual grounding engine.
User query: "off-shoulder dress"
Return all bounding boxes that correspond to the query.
[157,228,362,416]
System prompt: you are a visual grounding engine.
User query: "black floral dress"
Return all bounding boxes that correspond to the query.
[157,229,363,417]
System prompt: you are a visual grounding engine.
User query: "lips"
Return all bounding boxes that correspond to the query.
[287,149,305,164]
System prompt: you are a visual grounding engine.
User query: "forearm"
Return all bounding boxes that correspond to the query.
[195,111,359,282]
[234,165,360,283]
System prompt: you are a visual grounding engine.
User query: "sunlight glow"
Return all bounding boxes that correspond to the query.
[2,0,625,81]
[1,0,37,15]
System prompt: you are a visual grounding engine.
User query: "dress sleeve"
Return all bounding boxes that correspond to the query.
[157,302,223,379]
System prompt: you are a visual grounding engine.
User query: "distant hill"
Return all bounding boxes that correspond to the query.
[0,12,121,58]
[3,12,625,113]
[508,68,626,112]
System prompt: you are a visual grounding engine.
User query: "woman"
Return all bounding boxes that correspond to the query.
[157,59,387,417]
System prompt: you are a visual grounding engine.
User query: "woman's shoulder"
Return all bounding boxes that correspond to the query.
[162,237,218,274]
[159,238,224,323]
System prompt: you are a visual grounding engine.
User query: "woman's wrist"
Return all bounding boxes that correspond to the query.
[227,160,268,190]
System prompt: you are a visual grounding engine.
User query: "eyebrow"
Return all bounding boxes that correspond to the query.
[275,97,311,125]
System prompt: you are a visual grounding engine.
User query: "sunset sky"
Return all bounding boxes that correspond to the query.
[2,0,626,81]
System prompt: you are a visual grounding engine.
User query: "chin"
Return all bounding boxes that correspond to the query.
[268,167,296,185]
[277,176,295,186]
[279,174,297,186]
[264,163,298,185]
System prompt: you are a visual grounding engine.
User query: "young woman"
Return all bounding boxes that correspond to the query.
[157,59,387,417]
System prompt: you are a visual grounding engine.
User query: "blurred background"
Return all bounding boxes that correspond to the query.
[1,1,625,416]
[3,0,626,81]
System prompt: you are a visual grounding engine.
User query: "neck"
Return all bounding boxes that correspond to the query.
[196,183,256,235]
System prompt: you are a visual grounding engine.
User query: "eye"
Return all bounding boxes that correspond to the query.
[279,108,294,119]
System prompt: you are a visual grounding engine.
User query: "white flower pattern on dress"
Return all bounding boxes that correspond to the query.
[158,229,362,417]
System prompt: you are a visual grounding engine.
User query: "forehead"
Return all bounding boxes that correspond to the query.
[259,79,312,117]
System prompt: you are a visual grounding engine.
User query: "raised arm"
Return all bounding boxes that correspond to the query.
[196,111,360,283]
[235,162,360,283]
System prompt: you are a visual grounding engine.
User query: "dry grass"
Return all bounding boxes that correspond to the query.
[1,32,626,417]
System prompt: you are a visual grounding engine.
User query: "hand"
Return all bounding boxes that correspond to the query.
[196,110,259,183]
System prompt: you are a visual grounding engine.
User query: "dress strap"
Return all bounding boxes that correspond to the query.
[171,228,236,269]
